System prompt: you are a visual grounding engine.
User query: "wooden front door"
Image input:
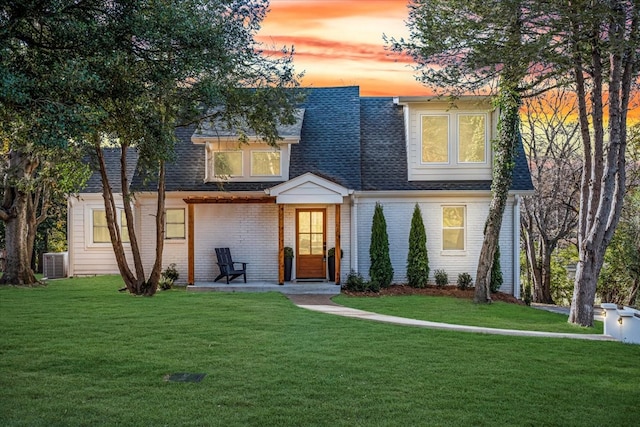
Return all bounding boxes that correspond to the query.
[296,209,326,279]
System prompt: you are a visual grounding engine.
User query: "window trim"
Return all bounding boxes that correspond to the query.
[420,112,489,167]
[441,205,466,252]
[250,150,282,177]
[89,207,129,247]
[165,208,186,240]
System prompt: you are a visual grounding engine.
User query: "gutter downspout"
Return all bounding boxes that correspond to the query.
[513,195,521,299]
[350,194,358,273]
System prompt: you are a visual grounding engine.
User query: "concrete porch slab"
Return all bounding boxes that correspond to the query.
[187,281,341,295]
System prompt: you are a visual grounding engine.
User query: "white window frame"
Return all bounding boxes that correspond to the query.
[420,112,489,167]
[165,208,186,240]
[89,208,129,247]
[441,205,466,253]
[250,150,282,177]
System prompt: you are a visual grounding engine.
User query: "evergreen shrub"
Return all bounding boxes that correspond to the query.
[407,203,429,288]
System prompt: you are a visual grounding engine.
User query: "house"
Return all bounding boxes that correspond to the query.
[67,86,533,296]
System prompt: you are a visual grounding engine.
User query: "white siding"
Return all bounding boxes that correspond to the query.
[355,194,515,293]
[67,194,134,277]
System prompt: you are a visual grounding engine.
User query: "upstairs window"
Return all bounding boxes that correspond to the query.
[421,113,488,165]
[458,114,486,163]
[421,115,449,163]
[213,151,243,178]
[251,151,281,176]
[442,206,466,251]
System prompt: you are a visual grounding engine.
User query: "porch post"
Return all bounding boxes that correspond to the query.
[335,203,341,285]
[187,203,195,284]
[278,204,284,285]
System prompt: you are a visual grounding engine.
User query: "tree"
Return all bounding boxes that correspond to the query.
[370,202,393,289]
[389,1,639,323]
[564,1,639,326]
[1,1,300,292]
[386,0,550,303]
[0,1,98,285]
[520,91,582,304]
[490,244,503,294]
[83,0,300,295]
[407,203,429,288]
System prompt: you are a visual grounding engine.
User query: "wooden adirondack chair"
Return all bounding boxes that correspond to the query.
[214,248,247,284]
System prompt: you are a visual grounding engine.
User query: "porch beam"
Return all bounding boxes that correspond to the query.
[278,204,284,285]
[187,203,195,284]
[335,204,341,285]
[183,196,276,204]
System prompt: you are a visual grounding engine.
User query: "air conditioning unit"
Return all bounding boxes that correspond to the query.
[43,252,68,279]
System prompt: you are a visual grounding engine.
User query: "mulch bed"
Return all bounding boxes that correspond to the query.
[342,284,525,305]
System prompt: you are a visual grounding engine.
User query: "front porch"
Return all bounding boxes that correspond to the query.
[187,280,342,295]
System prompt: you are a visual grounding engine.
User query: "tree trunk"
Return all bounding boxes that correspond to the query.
[0,150,38,285]
[474,88,520,303]
[569,247,603,326]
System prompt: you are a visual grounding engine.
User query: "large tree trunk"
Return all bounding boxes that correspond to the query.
[475,88,520,303]
[0,150,39,285]
[569,2,635,326]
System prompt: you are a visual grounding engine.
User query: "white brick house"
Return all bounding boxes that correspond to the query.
[67,86,533,296]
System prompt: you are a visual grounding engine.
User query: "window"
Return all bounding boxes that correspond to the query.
[92,210,110,243]
[421,115,449,163]
[251,151,281,176]
[166,209,185,240]
[458,114,486,163]
[421,113,487,165]
[120,211,129,243]
[213,151,242,177]
[442,206,465,251]
[92,209,129,244]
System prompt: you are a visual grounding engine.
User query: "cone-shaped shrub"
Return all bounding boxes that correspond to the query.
[407,203,429,288]
[490,244,503,293]
[369,202,393,289]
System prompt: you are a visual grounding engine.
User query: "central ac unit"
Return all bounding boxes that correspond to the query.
[43,252,68,279]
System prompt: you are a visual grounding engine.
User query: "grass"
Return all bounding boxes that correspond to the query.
[0,276,638,426]
[334,294,605,334]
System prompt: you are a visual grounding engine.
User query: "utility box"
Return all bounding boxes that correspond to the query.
[43,252,68,279]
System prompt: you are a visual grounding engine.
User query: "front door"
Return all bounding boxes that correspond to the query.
[296,209,326,279]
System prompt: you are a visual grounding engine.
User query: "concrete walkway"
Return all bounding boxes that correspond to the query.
[287,294,615,342]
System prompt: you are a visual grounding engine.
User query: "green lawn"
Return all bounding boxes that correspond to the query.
[334,294,605,334]
[1,277,638,426]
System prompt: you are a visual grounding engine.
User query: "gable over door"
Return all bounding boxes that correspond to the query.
[296,209,326,279]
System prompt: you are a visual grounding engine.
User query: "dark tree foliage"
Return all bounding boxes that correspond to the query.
[369,202,393,289]
[407,203,429,288]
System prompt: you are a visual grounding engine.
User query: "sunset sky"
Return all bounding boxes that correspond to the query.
[256,0,431,96]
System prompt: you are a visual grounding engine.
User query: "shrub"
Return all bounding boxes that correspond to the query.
[344,271,378,293]
[490,244,503,293]
[284,246,294,259]
[457,272,473,290]
[523,282,533,306]
[434,269,448,287]
[407,203,429,288]
[369,202,393,289]
[160,263,179,290]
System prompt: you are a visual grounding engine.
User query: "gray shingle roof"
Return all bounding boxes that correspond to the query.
[114,86,533,193]
[81,148,139,193]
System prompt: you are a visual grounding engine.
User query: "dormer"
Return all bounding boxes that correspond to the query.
[394,96,497,181]
[191,109,305,183]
